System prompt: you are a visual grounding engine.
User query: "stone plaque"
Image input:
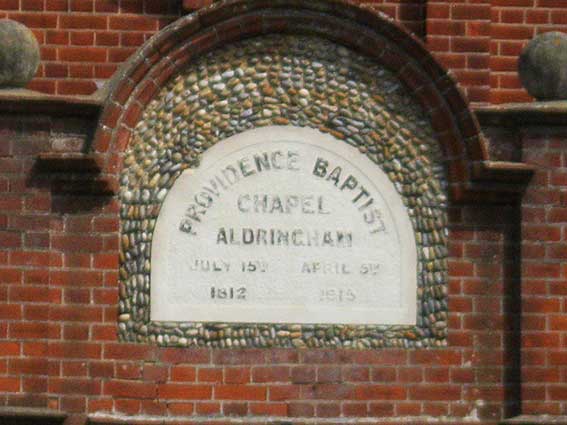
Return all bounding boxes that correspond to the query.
[151,126,417,325]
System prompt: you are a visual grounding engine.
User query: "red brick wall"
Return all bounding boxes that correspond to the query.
[1,1,566,422]
[426,0,567,103]
[0,109,536,421]
[0,0,183,95]
[0,113,54,408]
[0,0,426,97]
[359,0,426,37]
[521,130,567,416]
[426,0,492,103]
[9,0,567,103]
[489,0,567,104]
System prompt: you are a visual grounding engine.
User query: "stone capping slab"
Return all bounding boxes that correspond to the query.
[474,101,567,126]
[87,413,501,425]
[472,161,535,184]
[84,414,567,425]
[0,406,67,423]
[443,159,534,204]
[0,89,102,116]
[458,160,535,203]
[501,415,567,425]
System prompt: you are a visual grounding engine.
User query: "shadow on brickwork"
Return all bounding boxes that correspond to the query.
[503,202,522,418]
[450,201,522,419]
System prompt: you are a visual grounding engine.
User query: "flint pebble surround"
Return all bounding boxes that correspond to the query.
[118,35,449,348]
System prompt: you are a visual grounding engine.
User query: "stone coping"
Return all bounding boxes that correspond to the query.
[475,101,567,126]
[87,413,499,425]
[0,88,102,116]
[1,409,564,425]
[501,415,567,425]
[0,406,67,425]
[2,410,564,425]
[2,88,567,125]
[0,406,67,418]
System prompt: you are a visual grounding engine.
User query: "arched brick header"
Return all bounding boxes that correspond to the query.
[91,0,524,202]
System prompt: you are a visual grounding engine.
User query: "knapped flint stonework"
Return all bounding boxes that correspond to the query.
[118,35,449,348]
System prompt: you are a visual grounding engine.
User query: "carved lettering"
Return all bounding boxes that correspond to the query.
[151,126,417,326]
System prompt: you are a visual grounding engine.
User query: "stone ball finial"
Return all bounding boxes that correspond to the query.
[518,31,567,101]
[0,19,40,88]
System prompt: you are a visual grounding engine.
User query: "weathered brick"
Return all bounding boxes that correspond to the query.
[158,383,212,400]
[215,384,266,401]
[104,380,156,398]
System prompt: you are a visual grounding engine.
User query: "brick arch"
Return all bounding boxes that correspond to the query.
[91,0,489,201]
